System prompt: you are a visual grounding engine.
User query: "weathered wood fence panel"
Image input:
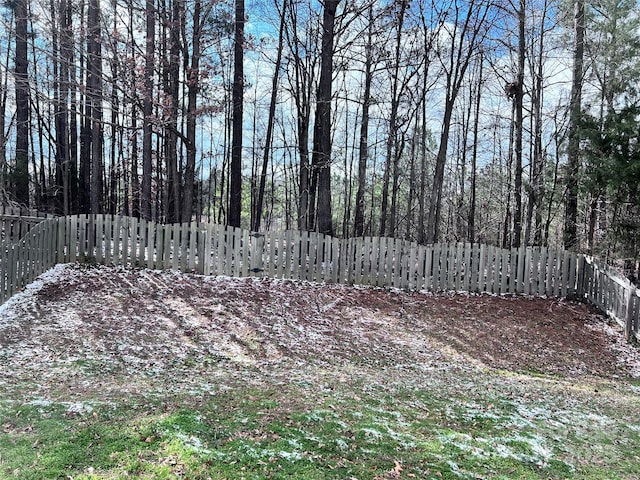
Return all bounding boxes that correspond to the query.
[0,216,60,304]
[0,213,638,340]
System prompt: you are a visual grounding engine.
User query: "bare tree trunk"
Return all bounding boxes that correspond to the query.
[29,27,46,210]
[564,0,584,250]
[141,0,155,220]
[426,99,454,243]
[454,88,472,241]
[502,101,516,248]
[311,0,339,236]
[54,0,70,214]
[109,0,119,215]
[130,105,139,217]
[184,0,202,222]
[68,1,79,212]
[164,0,181,223]
[87,0,103,214]
[512,0,525,248]
[228,0,244,227]
[526,7,547,246]
[14,0,30,207]
[79,1,91,214]
[587,192,600,254]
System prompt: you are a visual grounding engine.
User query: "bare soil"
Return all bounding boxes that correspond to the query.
[0,264,638,402]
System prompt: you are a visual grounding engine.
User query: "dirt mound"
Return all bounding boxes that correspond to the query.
[0,264,638,400]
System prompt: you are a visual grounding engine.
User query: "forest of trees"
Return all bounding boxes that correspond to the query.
[0,0,639,270]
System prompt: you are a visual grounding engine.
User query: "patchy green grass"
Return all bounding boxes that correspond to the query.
[1,375,639,480]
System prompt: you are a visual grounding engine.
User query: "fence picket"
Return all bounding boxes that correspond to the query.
[94,215,103,263]
[434,244,442,290]
[380,238,389,287]
[213,224,222,274]
[121,217,130,267]
[488,245,496,293]
[103,215,112,265]
[69,215,78,262]
[280,230,289,279]
[461,243,470,292]
[145,220,155,269]
[522,248,531,295]
[87,215,95,259]
[159,223,169,270]
[8,244,16,297]
[446,244,454,290]
[547,249,557,296]
[134,217,143,266]
[186,222,195,272]
[390,239,399,289]
[200,224,210,275]
[330,236,339,283]
[240,229,248,277]
[475,244,484,293]
[416,244,426,291]
[366,236,376,286]
[110,216,119,264]
[471,243,480,292]
[493,246,502,294]
[500,249,509,294]
[568,253,577,297]
[452,243,460,291]
[355,237,362,285]
[298,231,307,280]
[267,230,276,277]
[423,245,432,291]
[360,237,369,285]
[537,248,546,295]
[317,233,326,283]
[274,230,282,279]
[310,232,320,282]
[484,246,493,293]
[289,230,299,279]
[430,244,439,291]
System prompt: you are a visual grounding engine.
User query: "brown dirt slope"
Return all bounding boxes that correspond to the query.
[0,264,638,401]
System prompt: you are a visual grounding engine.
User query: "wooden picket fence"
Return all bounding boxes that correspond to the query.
[1,213,639,340]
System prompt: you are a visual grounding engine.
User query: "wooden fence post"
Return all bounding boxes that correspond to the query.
[250,231,265,277]
[625,287,635,341]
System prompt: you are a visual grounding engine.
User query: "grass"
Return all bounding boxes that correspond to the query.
[1,373,639,480]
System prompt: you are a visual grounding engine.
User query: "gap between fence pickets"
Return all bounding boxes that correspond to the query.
[0,214,638,340]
